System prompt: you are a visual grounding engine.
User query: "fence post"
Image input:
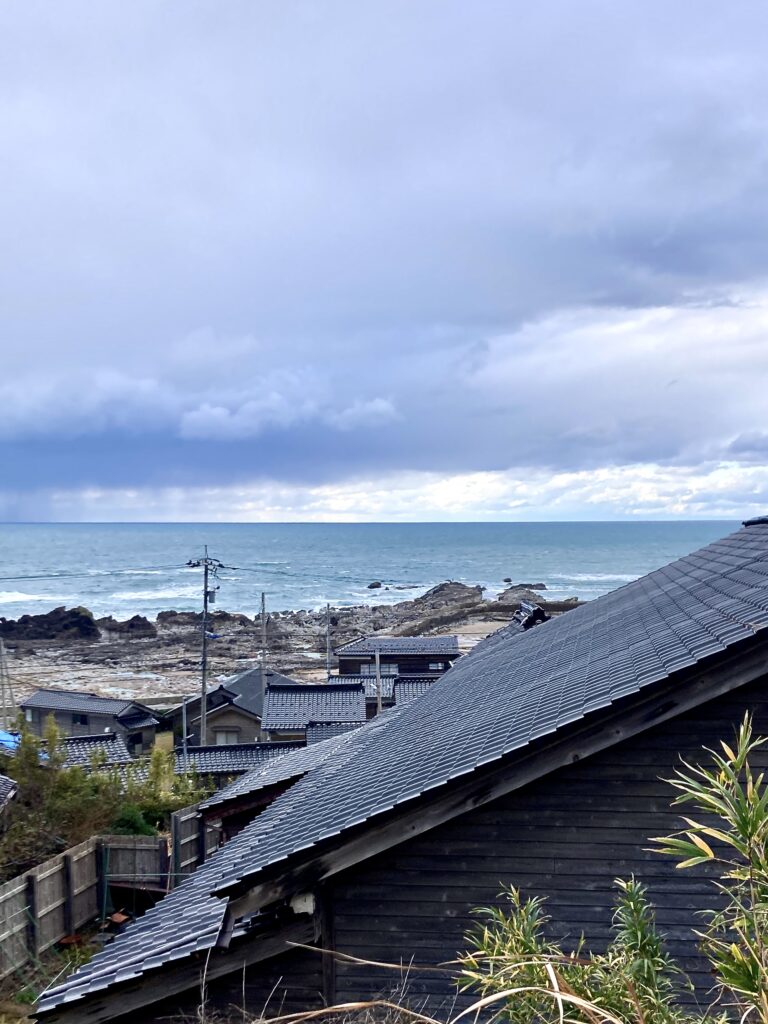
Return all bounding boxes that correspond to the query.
[197,812,206,867]
[170,810,180,890]
[62,854,75,936]
[95,839,108,922]
[25,873,38,958]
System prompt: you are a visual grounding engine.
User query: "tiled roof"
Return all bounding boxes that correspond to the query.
[261,682,366,731]
[20,689,134,715]
[59,733,133,768]
[333,674,396,699]
[0,774,16,809]
[116,710,159,730]
[39,522,768,1016]
[200,728,363,811]
[336,635,459,657]
[222,666,301,718]
[177,742,301,776]
[393,677,437,705]
[306,721,363,745]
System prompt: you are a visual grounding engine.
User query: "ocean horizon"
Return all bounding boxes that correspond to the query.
[0,520,739,621]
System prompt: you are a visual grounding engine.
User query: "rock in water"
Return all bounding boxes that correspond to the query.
[0,606,99,641]
[415,582,483,607]
[367,581,382,589]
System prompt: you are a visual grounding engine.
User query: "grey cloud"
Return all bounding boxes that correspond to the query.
[2,1,768,508]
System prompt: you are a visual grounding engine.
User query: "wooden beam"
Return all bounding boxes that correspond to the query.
[316,884,336,1006]
[25,873,38,958]
[227,638,768,922]
[38,916,315,1024]
[62,855,74,937]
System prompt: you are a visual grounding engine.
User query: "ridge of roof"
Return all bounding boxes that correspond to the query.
[20,689,138,714]
[336,634,460,655]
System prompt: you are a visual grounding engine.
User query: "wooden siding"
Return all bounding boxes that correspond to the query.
[328,678,768,1009]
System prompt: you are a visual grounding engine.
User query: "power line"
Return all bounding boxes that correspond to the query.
[0,564,189,583]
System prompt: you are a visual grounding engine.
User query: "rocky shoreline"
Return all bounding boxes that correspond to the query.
[0,583,582,703]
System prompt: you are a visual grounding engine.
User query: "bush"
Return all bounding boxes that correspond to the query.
[0,719,210,879]
[458,878,696,1024]
[654,712,768,1023]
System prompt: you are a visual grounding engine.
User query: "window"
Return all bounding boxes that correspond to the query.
[429,662,445,671]
[360,662,399,676]
[24,708,33,723]
[72,713,89,726]
[215,730,240,745]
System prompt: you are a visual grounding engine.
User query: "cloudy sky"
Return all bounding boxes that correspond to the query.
[2,1,768,521]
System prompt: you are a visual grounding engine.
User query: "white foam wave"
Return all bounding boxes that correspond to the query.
[550,572,639,583]
[110,586,200,601]
[0,591,70,604]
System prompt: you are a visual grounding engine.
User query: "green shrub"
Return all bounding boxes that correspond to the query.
[654,712,768,1023]
[458,878,696,1024]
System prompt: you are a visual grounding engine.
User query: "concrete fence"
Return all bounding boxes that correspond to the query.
[0,802,220,979]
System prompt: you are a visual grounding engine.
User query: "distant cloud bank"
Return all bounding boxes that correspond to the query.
[1,1,767,520]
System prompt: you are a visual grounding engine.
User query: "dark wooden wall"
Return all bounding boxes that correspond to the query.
[98,674,768,1021]
[328,676,768,1011]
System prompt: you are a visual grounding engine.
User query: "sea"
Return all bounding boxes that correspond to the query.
[0,521,739,622]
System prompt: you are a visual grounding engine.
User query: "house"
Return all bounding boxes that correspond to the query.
[19,690,158,754]
[335,635,459,677]
[165,667,300,746]
[38,518,768,1023]
[261,681,366,741]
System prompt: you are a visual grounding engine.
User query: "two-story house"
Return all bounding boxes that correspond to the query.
[19,689,158,754]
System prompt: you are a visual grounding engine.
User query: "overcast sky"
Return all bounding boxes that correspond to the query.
[2,1,768,521]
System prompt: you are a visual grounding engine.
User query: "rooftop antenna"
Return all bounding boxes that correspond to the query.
[0,640,15,730]
[186,546,223,745]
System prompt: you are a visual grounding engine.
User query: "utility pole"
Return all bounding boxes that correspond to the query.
[325,603,332,681]
[186,547,223,746]
[181,694,189,769]
[0,641,15,731]
[374,647,383,715]
[262,589,268,708]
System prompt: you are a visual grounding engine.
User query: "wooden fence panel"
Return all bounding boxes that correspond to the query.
[70,839,99,928]
[0,801,204,977]
[0,877,29,977]
[101,836,168,890]
[171,804,203,885]
[35,858,66,953]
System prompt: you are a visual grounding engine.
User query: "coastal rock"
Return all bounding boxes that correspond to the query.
[367,581,382,589]
[415,582,484,607]
[496,587,547,606]
[96,615,157,638]
[0,606,99,642]
[512,582,547,590]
